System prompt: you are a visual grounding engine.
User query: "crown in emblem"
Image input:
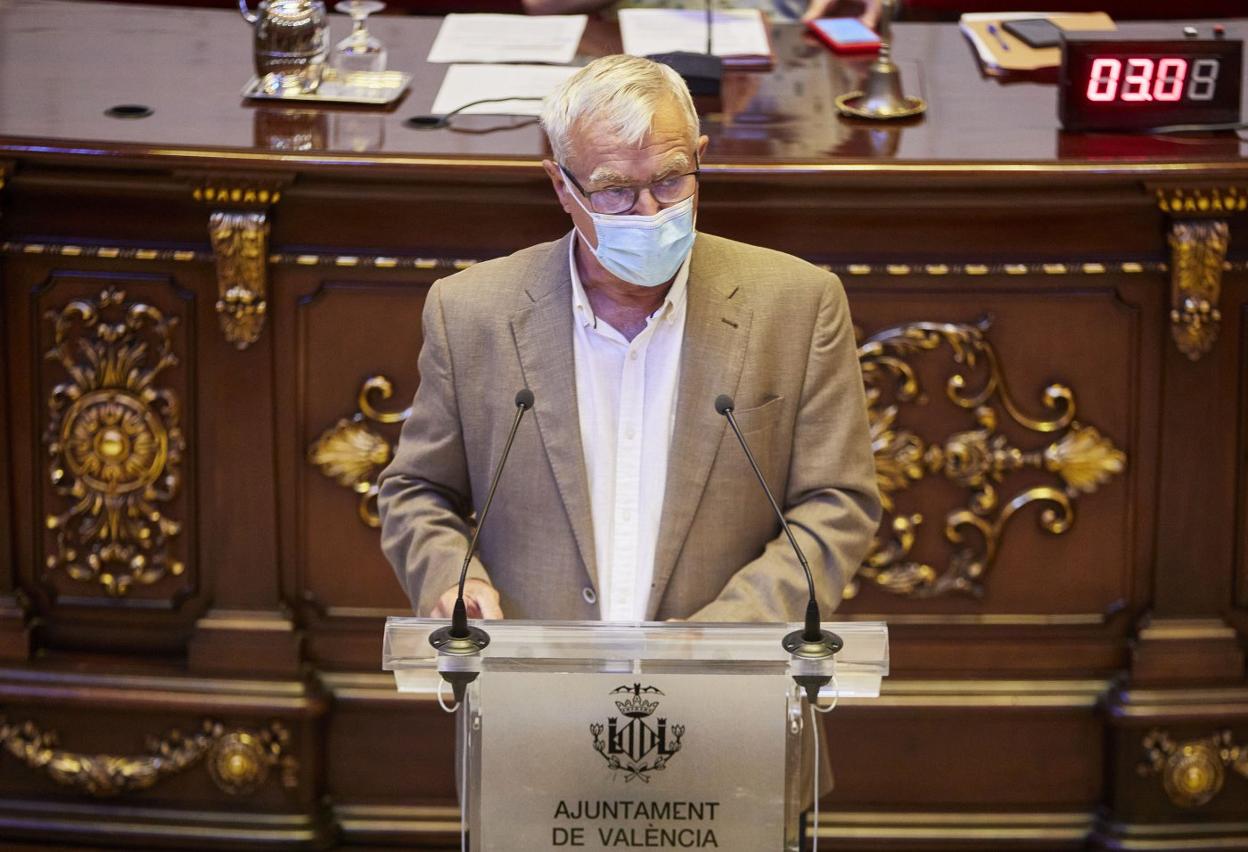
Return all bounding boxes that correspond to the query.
[614,695,660,718]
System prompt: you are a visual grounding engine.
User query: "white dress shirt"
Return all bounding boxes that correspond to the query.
[569,235,690,621]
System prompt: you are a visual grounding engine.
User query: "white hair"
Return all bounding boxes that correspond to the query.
[540,55,699,167]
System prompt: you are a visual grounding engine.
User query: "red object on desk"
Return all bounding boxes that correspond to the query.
[806,17,882,54]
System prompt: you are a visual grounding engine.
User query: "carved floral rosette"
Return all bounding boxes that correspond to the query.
[42,287,186,596]
[854,318,1126,599]
[1139,729,1248,809]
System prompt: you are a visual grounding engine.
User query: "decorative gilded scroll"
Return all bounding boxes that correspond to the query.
[43,287,185,596]
[307,376,411,527]
[1167,220,1228,361]
[1139,729,1248,808]
[852,319,1126,599]
[0,716,297,798]
[208,211,269,350]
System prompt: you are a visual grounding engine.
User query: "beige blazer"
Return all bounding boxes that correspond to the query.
[378,231,881,622]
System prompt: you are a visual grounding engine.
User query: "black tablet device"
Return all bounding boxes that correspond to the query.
[1002,18,1063,49]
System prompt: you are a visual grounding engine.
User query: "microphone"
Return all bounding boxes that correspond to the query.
[714,394,842,704]
[429,388,535,702]
[647,0,723,97]
[706,0,713,55]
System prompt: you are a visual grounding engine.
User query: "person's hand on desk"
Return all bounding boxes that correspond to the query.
[801,0,884,28]
[432,578,504,620]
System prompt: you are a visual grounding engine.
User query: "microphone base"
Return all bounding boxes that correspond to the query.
[782,628,843,659]
[646,51,723,97]
[429,625,491,655]
[784,629,842,706]
[430,626,491,706]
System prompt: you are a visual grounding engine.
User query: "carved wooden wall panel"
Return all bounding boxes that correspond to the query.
[273,271,437,669]
[825,705,1104,806]
[295,280,427,610]
[325,686,458,834]
[0,670,329,845]
[1,263,206,654]
[839,277,1158,628]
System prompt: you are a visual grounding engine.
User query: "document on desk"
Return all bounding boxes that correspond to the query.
[618,8,773,66]
[427,14,588,65]
[960,11,1115,73]
[430,63,580,116]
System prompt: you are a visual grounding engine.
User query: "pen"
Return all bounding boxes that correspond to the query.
[987,23,1011,51]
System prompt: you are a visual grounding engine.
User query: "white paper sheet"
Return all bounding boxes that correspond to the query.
[618,8,770,58]
[430,63,580,117]
[427,14,588,65]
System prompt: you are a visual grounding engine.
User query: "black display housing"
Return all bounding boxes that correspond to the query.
[1058,31,1242,132]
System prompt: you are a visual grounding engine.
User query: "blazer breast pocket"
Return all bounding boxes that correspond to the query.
[732,395,785,437]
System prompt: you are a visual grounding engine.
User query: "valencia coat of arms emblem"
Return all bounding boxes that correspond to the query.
[590,683,685,782]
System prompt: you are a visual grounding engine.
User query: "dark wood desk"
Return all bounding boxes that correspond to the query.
[1,2,1246,848]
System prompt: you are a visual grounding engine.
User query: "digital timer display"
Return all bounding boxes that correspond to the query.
[1083,56,1221,104]
[1059,33,1242,131]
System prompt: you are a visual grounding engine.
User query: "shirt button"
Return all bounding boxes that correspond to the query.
[582,587,597,605]
[629,351,639,360]
[622,510,632,522]
[625,428,635,440]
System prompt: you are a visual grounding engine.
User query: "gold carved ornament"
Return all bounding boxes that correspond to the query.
[0,716,297,798]
[1139,729,1248,808]
[308,321,1125,601]
[1154,186,1242,362]
[43,287,185,596]
[307,376,411,528]
[1167,220,1228,361]
[208,210,269,350]
[853,318,1126,599]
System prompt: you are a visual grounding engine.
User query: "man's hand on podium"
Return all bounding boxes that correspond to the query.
[432,579,504,620]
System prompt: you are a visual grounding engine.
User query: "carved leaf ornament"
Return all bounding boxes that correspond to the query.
[307,376,411,528]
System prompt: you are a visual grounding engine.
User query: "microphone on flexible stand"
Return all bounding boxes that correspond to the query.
[647,0,723,97]
[428,388,535,703]
[714,394,842,705]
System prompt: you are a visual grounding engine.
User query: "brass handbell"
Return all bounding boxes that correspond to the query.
[835,0,927,120]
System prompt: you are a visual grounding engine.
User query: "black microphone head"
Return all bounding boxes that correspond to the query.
[515,388,535,410]
[714,394,735,415]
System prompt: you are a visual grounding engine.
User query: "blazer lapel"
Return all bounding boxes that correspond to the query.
[510,233,599,591]
[648,237,751,618]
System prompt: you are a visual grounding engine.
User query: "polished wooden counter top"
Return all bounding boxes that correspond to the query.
[0,0,1245,178]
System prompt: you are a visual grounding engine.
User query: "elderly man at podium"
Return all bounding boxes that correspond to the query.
[378,54,879,632]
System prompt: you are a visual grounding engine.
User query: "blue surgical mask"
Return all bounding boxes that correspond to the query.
[569,191,696,287]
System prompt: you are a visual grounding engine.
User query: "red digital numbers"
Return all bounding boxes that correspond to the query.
[1154,58,1186,101]
[1084,56,1219,104]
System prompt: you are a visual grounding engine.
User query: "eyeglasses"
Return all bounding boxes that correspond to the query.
[559,163,700,215]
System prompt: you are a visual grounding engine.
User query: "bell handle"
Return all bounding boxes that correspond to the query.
[238,0,258,24]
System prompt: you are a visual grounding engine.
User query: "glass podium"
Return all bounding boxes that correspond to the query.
[384,619,889,852]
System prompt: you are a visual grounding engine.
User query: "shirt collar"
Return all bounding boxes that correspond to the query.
[568,230,692,330]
